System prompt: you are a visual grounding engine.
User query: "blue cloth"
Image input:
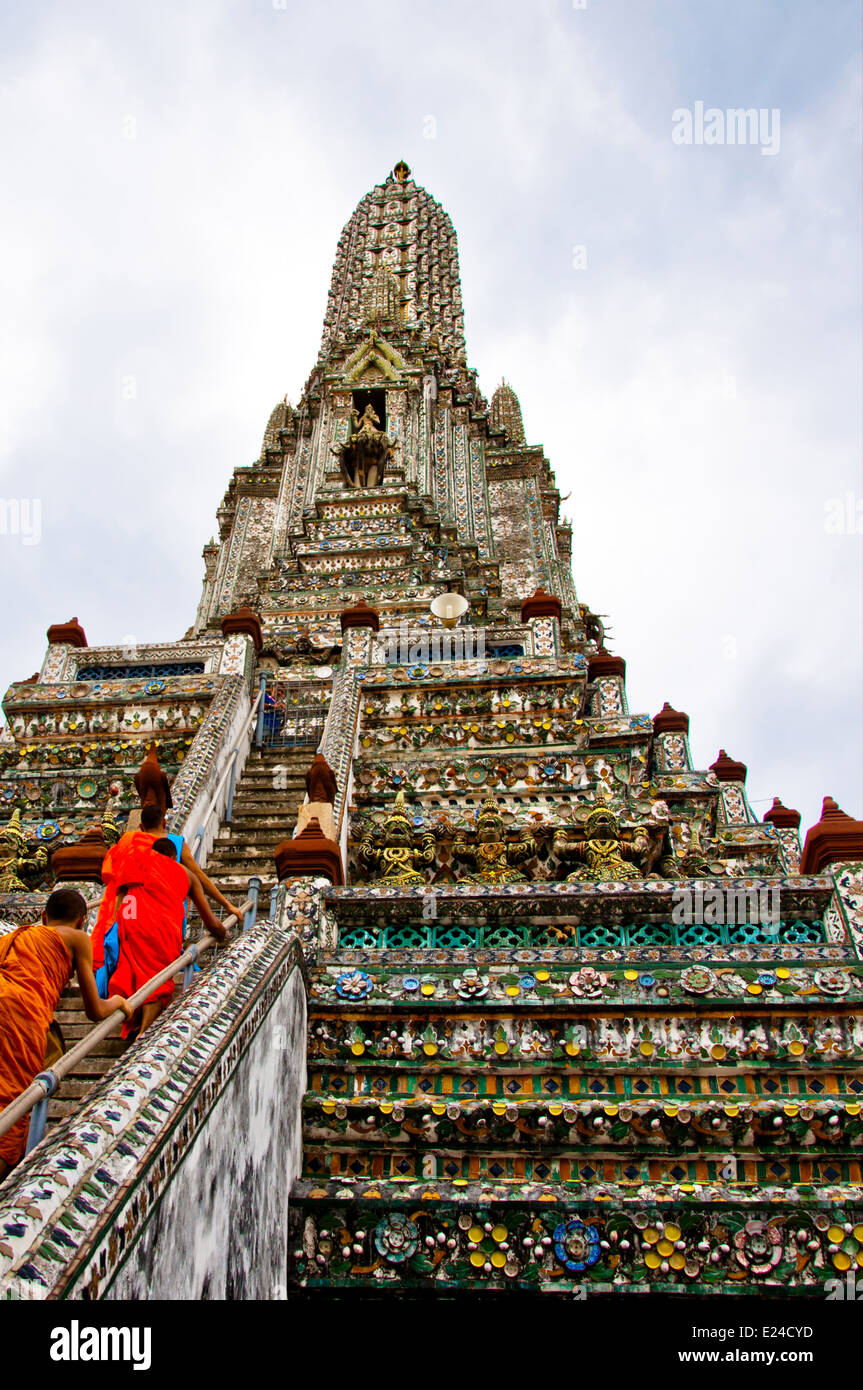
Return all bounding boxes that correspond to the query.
[95,920,119,1000]
[166,830,198,970]
[262,692,283,737]
[165,833,189,939]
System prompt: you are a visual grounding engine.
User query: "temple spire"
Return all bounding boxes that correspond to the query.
[318,164,466,366]
[490,379,526,444]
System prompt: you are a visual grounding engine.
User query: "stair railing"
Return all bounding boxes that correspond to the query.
[254,673,267,749]
[191,684,265,864]
[0,895,254,1158]
[244,876,261,931]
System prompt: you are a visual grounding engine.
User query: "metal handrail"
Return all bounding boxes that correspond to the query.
[192,684,264,862]
[0,893,254,1149]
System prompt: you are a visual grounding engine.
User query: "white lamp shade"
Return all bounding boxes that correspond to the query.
[430,592,469,626]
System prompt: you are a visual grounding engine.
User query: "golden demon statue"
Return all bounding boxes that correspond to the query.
[0,809,49,892]
[453,795,536,885]
[554,804,649,883]
[359,790,436,886]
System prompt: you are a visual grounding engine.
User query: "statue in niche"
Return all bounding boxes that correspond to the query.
[453,796,536,885]
[656,822,714,879]
[554,804,650,883]
[332,401,398,489]
[359,790,435,886]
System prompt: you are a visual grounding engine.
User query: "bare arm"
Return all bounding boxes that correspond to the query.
[185,869,230,942]
[179,843,243,920]
[66,929,132,1024]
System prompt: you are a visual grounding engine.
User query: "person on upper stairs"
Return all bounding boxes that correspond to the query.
[0,889,131,1180]
[109,838,227,1039]
[91,804,243,994]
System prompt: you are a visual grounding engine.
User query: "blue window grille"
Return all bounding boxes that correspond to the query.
[76,662,206,680]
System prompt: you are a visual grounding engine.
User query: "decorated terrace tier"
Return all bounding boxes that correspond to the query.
[0,632,257,904]
[285,865,863,1297]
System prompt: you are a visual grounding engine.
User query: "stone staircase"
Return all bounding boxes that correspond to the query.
[48,984,126,1125]
[202,744,313,900]
[44,742,316,1130]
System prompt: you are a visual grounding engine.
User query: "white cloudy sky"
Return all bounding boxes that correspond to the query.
[0,0,860,837]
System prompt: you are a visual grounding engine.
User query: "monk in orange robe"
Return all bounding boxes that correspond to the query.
[109,838,227,1037]
[0,889,130,1179]
[90,826,154,976]
[91,804,242,978]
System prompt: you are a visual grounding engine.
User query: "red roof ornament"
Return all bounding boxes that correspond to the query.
[340,599,380,633]
[799,796,863,874]
[50,823,110,883]
[134,741,173,812]
[46,617,87,647]
[587,647,626,682]
[274,819,344,885]
[520,588,562,623]
[652,702,690,736]
[763,797,801,830]
[306,754,338,804]
[221,606,264,654]
[710,749,748,783]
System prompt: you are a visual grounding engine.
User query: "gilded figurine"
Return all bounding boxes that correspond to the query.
[0,809,48,892]
[101,798,121,850]
[453,795,536,885]
[359,790,435,886]
[554,804,648,883]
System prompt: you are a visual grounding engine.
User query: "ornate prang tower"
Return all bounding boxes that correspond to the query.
[193,159,575,652]
[1,164,862,1302]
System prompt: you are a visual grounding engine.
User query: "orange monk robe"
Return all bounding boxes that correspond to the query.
[0,924,72,1167]
[108,844,188,1037]
[91,829,157,970]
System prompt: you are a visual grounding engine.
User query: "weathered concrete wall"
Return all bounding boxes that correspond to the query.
[487,473,541,600]
[107,968,307,1300]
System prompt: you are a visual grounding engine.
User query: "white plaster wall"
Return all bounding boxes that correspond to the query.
[180,681,253,867]
[106,967,307,1300]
